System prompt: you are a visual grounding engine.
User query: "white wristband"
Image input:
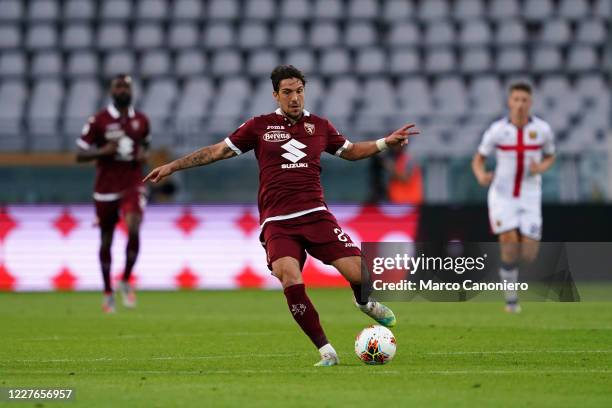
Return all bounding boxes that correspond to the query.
[376,138,388,152]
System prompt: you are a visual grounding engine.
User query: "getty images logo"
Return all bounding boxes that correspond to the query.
[281,139,307,163]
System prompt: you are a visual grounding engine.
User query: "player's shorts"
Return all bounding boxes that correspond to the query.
[94,187,146,229]
[488,189,542,240]
[260,210,361,271]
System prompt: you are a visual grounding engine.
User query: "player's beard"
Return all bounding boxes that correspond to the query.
[113,93,132,109]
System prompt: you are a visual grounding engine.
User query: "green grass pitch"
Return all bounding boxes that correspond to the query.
[1,290,611,407]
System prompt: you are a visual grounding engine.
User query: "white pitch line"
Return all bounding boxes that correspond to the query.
[20,332,282,342]
[427,350,612,355]
[2,353,300,364]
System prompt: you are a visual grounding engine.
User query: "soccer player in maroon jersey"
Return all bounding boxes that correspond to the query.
[145,65,419,366]
[76,74,150,313]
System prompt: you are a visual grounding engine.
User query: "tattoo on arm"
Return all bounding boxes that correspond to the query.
[175,144,234,170]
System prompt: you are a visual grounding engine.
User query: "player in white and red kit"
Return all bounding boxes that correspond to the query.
[145,65,419,366]
[76,74,150,313]
[472,82,555,313]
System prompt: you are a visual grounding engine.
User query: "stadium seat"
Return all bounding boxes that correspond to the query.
[496,47,527,73]
[303,76,323,112]
[141,78,178,128]
[522,0,553,22]
[539,20,571,46]
[389,48,420,75]
[381,0,415,22]
[345,22,377,48]
[495,20,527,46]
[204,23,235,49]
[320,48,351,76]
[0,25,20,49]
[209,77,251,133]
[594,0,611,18]
[489,0,519,20]
[101,0,132,21]
[418,0,449,21]
[453,0,485,21]
[28,79,64,150]
[168,23,199,49]
[359,78,396,116]
[461,48,492,73]
[355,48,385,75]
[0,0,23,21]
[0,80,27,149]
[176,77,213,120]
[26,25,57,50]
[97,24,129,50]
[140,51,171,77]
[424,21,455,47]
[279,0,310,20]
[397,77,432,117]
[245,78,278,118]
[210,50,242,77]
[321,77,360,123]
[28,0,59,21]
[133,24,165,50]
[559,0,589,20]
[245,0,276,21]
[247,50,279,77]
[309,22,340,48]
[172,0,203,20]
[567,45,598,72]
[348,0,379,20]
[576,20,606,46]
[63,79,101,135]
[388,23,420,47]
[433,76,468,117]
[0,51,26,77]
[286,50,316,74]
[136,0,167,21]
[238,22,269,49]
[175,50,207,77]
[425,48,455,74]
[208,0,239,20]
[63,0,95,21]
[62,24,94,50]
[575,74,607,99]
[103,51,135,77]
[470,76,504,117]
[459,20,491,47]
[532,46,562,73]
[31,51,63,77]
[314,0,343,20]
[67,51,98,77]
[274,23,305,49]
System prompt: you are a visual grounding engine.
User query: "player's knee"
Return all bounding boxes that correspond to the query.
[271,259,301,287]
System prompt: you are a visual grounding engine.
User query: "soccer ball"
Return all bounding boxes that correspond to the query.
[355,325,397,365]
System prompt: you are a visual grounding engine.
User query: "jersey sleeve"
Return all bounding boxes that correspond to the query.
[225,118,257,155]
[324,120,351,156]
[542,123,555,155]
[76,115,101,150]
[477,124,497,157]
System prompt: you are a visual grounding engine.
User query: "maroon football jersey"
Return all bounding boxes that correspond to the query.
[77,104,150,198]
[225,109,350,225]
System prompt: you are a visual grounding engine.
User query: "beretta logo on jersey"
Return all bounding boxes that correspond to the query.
[263,131,291,143]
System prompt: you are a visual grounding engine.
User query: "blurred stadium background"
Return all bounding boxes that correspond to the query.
[0,0,610,291]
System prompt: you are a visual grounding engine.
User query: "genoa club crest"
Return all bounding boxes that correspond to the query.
[529,130,537,140]
[304,122,315,135]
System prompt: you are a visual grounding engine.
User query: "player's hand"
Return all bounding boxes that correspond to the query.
[143,163,175,183]
[98,141,118,156]
[529,160,542,175]
[385,123,420,148]
[476,171,494,186]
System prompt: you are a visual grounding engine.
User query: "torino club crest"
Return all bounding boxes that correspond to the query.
[304,122,315,135]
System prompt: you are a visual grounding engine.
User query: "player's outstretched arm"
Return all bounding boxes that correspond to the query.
[143,141,236,183]
[340,123,420,161]
[75,141,118,162]
[471,152,493,186]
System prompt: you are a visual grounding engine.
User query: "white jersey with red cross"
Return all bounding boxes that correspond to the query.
[478,116,555,200]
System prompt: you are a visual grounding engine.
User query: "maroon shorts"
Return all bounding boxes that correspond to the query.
[260,210,361,271]
[94,188,146,228]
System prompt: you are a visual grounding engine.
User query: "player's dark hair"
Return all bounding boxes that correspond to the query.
[270,65,306,92]
[509,81,532,95]
[110,73,132,87]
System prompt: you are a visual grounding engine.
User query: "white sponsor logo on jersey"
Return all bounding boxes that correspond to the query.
[281,139,307,163]
[263,131,291,143]
[266,125,285,130]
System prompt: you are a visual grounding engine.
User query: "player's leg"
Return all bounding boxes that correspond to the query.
[499,230,521,312]
[118,190,145,307]
[330,256,397,327]
[95,200,119,313]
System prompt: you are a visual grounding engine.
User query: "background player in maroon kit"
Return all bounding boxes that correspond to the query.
[76,74,150,313]
[145,66,418,366]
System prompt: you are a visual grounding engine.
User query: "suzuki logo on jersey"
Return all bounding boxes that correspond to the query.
[281,139,307,167]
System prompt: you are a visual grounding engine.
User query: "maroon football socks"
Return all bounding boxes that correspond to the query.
[123,234,140,282]
[283,283,329,348]
[99,247,112,293]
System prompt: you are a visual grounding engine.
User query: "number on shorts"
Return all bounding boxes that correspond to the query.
[334,228,348,242]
